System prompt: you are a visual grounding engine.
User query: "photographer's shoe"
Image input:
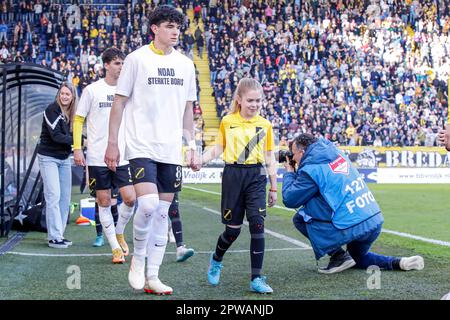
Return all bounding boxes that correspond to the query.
[399,256,424,271]
[318,251,356,274]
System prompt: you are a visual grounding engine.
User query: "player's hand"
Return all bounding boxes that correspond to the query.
[284,161,295,172]
[268,190,277,207]
[73,149,86,166]
[104,143,120,172]
[187,149,202,172]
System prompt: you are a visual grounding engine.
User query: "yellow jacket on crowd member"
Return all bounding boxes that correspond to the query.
[82,17,89,30]
[90,28,98,39]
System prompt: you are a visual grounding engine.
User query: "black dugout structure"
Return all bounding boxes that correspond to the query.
[0,63,65,237]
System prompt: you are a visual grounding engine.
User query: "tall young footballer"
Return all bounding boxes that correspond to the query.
[104,5,200,295]
[73,47,136,264]
[202,78,278,294]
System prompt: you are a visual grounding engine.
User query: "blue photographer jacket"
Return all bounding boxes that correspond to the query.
[282,138,384,259]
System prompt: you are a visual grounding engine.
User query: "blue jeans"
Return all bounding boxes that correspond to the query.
[38,154,72,241]
[293,213,396,270]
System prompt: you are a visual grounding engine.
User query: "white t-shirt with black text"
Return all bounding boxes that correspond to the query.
[76,79,128,167]
[116,45,197,165]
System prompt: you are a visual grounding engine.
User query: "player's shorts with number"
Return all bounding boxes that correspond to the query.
[129,158,182,193]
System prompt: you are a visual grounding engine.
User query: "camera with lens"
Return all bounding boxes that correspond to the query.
[278,149,294,163]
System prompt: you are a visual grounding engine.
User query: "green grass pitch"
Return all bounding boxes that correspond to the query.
[1,183,449,300]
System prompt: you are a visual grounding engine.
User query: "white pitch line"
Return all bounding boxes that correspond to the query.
[6,247,309,258]
[185,185,221,195]
[201,207,311,249]
[185,185,450,248]
[6,252,113,257]
[381,229,450,247]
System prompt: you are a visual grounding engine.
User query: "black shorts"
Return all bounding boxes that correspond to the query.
[89,185,119,199]
[221,164,267,225]
[129,158,182,193]
[88,165,132,192]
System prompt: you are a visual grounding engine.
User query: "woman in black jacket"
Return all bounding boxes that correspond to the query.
[37,82,77,248]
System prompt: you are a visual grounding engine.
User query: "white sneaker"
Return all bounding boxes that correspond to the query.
[128,256,146,290]
[400,256,424,271]
[176,245,195,262]
[144,277,173,295]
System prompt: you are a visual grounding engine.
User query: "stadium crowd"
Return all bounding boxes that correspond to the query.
[205,0,450,147]
[0,0,449,147]
[0,0,204,142]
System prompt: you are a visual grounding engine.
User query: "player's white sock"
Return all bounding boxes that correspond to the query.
[115,202,134,235]
[98,205,120,250]
[146,200,171,278]
[133,194,159,257]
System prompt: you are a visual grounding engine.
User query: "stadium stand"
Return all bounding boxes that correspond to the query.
[0,0,449,147]
[205,0,450,147]
[0,0,205,142]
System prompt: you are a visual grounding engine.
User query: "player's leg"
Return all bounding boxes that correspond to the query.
[167,215,176,243]
[143,162,181,295]
[169,192,195,262]
[111,192,119,226]
[245,167,272,294]
[97,189,125,263]
[89,166,123,263]
[114,165,136,256]
[89,183,104,247]
[208,165,244,286]
[93,202,104,247]
[128,158,159,290]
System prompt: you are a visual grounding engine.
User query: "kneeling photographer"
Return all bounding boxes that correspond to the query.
[281,133,424,274]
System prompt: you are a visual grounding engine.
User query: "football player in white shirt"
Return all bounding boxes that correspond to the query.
[73,47,136,264]
[105,5,201,295]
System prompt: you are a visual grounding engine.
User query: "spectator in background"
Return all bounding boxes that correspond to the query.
[13,50,24,63]
[0,43,9,60]
[206,0,449,147]
[196,30,204,59]
[37,82,77,249]
[0,20,7,43]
